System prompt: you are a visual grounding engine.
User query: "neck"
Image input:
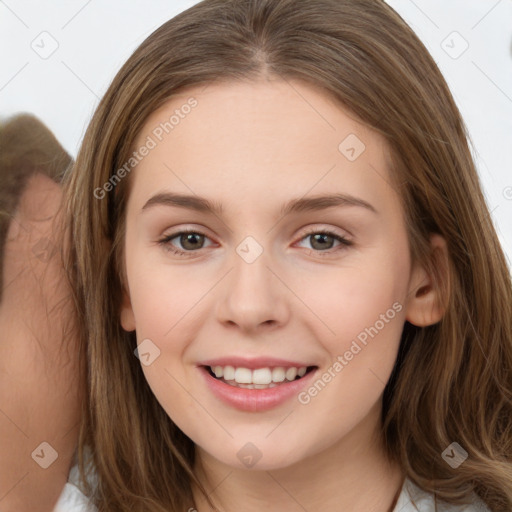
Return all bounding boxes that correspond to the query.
[191,401,405,512]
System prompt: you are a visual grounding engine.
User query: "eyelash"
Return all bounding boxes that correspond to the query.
[157,227,353,258]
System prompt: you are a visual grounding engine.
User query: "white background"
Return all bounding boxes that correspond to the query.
[1,0,511,265]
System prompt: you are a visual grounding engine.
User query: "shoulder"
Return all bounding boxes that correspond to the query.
[53,483,97,512]
[394,478,492,512]
[53,463,98,512]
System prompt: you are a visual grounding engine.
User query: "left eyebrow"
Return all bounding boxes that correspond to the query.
[141,192,378,216]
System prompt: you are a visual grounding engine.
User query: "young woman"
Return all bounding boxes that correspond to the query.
[57,0,512,510]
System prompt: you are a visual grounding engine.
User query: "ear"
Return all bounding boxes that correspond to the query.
[405,233,450,327]
[120,285,136,332]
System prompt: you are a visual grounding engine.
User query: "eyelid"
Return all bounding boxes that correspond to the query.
[159,224,216,243]
[296,224,351,240]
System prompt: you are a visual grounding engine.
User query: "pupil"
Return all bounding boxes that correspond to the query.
[312,233,332,250]
[182,233,203,250]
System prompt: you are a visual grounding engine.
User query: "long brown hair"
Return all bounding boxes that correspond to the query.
[63,0,512,510]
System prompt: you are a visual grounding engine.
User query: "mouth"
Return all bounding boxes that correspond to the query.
[202,364,318,389]
[197,357,320,411]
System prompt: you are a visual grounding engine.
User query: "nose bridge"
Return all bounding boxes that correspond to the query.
[215,232,289,330]
[231,233,275,300]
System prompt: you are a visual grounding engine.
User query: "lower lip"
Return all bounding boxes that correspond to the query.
[198,366,318,412]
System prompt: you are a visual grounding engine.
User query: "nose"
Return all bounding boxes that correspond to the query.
[214,245,290,334]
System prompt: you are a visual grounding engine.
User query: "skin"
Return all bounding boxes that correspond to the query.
[120,79,448,512]
[0,173,81,512]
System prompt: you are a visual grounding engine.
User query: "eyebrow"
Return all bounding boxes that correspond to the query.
[141,191,378,216]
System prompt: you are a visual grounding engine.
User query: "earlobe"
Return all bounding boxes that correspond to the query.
[405,234,450,327]
[120,288,136,332]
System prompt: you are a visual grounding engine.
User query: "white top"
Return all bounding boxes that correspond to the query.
[53,465,491,512]
[53,463,98,512]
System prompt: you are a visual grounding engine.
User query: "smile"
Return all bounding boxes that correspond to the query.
[199,364,318,412]
[207,365,313,388]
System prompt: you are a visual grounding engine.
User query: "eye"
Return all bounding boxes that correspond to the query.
[157,229,214,256]
[295,228,352,256]
[157,227,352,258]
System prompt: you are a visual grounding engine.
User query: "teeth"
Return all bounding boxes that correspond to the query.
[233,382,278,389]
[253,368,272,385]
[234,367,252,384]
[272,367,286,382]
[209,365,309,385]
[223,365,235,380]
[285,367,297,380]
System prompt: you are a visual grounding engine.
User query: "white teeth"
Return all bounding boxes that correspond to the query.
[272,367,286,382]
[234,367,252,384]
[209,365,309,385]
[230,382,277,389]
[252,368,272,385]
[285,367,297,381]
[223,365,235,380]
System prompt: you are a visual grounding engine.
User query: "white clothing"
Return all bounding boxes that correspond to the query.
[53,464,491,512]
[53,463,98,512]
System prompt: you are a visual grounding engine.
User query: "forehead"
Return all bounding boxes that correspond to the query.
[136,78,383,151]
[129,79,396,213]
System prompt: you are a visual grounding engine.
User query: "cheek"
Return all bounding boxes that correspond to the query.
[301,251,408,347]
[294,246,409,419]
[127,261,204,411]
[291,263,407,448]
[126,248,205,339]
[130,267,198,426]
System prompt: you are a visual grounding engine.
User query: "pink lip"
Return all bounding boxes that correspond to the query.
[197,356,313,369]
[198,365,318,412]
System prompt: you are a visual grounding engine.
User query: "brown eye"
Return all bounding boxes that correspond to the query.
[308,233,336,251]
[179,232,205,250]
[158,229,213,256]
[296,228,352,257]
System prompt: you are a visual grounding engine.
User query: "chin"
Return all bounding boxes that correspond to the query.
[202,440,308,472]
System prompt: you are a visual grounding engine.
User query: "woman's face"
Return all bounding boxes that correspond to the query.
[120,79,426,470]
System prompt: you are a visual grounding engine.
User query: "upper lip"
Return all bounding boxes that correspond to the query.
[198,356,316,369]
